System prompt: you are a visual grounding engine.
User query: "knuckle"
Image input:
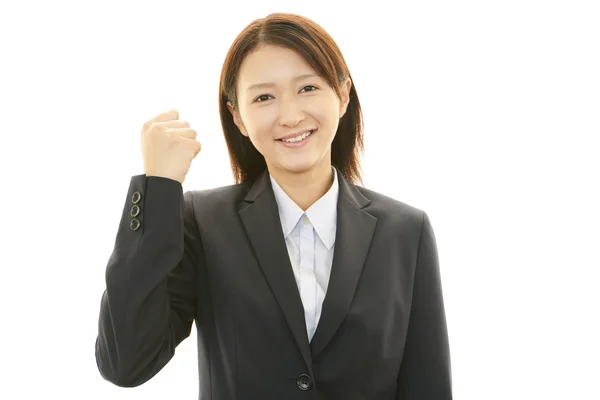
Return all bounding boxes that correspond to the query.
[146,122,157,133]
[143,120,156,132]
[149,123,167,138]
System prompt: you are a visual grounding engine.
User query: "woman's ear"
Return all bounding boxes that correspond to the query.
[339,78,352,119]
[227,101,249,137]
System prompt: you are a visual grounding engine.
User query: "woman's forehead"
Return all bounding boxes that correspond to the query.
[237,47,319,90]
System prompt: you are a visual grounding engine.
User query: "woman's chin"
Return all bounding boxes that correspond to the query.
[276,160,316,174]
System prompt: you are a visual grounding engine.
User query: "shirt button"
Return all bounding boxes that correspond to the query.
[303,215,310,225]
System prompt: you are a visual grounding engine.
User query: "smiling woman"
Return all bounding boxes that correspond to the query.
[95,11,452,400]
[224,44,354,205]
[219,14,364,190]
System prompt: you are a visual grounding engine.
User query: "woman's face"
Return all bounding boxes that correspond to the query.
[227,45,351,178]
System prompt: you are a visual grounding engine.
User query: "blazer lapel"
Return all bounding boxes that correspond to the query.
[309,168,377,359]
[238,170,313,373]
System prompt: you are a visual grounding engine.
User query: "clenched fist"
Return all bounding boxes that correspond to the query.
[141,109,201,184]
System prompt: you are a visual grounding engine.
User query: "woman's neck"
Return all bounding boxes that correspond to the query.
[270,162,334,211]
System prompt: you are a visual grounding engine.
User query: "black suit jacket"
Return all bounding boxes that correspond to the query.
[95,166,452,399]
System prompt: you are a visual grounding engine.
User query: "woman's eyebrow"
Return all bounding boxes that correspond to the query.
[246,74,319,92]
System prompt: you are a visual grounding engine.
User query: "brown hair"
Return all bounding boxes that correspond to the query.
[218,12,364,185]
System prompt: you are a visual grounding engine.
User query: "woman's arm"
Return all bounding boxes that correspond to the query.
[95,175,201,387]
[397,212,453,399]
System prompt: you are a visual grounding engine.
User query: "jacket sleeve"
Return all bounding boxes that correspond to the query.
[95,175,201,387]
[396,211,453,399]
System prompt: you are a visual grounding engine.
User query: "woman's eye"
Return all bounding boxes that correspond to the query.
[255,95,271,102]
[301,85,318,93]
[254,85,319,103]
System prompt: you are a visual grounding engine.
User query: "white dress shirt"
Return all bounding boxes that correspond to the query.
[269,166,339,342]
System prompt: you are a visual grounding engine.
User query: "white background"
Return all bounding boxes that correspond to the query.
[1,0,599,399]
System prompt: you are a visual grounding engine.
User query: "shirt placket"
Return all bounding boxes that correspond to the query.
[299,214,317,341]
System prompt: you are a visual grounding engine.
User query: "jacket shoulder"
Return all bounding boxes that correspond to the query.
[184,182,249,215]
[356,186,426,228]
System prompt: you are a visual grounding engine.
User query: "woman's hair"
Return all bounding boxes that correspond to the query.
[218,12,364,185]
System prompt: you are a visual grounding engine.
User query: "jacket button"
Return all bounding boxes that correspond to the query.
[132,191,141,204]
[296,374,312,391]
[130,218,141,231]
[130,204,140,217]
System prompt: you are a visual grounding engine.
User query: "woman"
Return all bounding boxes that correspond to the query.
[95,12,452,400]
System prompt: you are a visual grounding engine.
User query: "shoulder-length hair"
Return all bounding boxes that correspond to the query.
[218,12,364,185]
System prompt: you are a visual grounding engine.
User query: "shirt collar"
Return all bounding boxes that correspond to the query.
[269,166,338,250]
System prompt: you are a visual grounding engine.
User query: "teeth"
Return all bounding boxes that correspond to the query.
[282,130,314,143]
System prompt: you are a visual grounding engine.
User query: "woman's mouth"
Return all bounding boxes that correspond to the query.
[276,130,316,148]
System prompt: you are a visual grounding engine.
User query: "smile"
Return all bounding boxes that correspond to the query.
[276,130,316,148]
[279,130,314,143]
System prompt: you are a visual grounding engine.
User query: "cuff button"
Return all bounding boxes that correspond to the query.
[130,218,141,231]
[130,205,140,217]
[132,191,142,204]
